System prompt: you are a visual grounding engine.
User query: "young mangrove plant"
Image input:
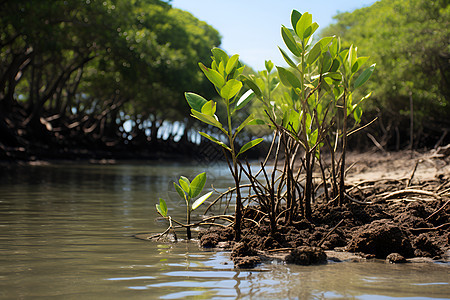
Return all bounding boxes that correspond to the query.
[242,10,375,226]
[156,172,213,240]
[184,49,264,241]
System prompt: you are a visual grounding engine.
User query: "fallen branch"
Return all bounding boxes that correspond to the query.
[383,189,441,200]
[319,219,344,247]
[425,200,450,221]
[410,222,450,233]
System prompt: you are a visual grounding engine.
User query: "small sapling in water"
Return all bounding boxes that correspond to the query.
[157,172,213,240]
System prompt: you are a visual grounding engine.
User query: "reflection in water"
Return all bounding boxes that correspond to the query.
[0,162,448,299]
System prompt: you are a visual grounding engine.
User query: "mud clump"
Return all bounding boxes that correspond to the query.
[413,233,442,258]
[285,246,327,265]
[231,242,261,268]
[199,227,234,248]
[386,253,407,263]
[346,219,414,258]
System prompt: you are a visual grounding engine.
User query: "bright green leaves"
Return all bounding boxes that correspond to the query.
[189,172,207,198]
[156,198,168,217]
[281,26,301,57]
[235,89,255,111]
[220,79,243,100]
[277,66,301,90]
[192,191,213,210]
[171,172,212,210]
[198,62,225,89]
[185,92,207,112]
[238,138,264,157]
[199,132,231,152]
[354,64,376,89]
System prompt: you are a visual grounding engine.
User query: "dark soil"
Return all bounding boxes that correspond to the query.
[198,151,450,268]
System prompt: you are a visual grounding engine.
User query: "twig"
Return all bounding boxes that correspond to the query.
[410,222,450,232]
[318,219,344,247]
[344,192,373,205]
[383,189,441,200]
[425,200,450,221]
[406,160,420,188]
[367,132,387,153]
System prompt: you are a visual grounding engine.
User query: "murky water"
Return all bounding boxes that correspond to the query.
[0,162,448,299]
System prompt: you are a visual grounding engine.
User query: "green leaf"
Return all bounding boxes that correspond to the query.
[351,56,369,74]
[324,72,342,81]
[248,119,266,126]
[199,132,232,152]
[281,26,301,57]
[191,109,223,129]
[237,138,264,157]
[319,36,335,49]
[211,48,228,65]
[353,105,363,124]
[226,54,239,75]
[307,128,318,148]
[156,198,168,217]
[243,76,262,98]
[321,51,333,73]
[201,100,217,116]
[235,89,255,111]
[265,60,274,72]
[354,64,376,89]
[174,182,186,200]
[220,79,243,100]
[329,58,341,72]
[190,172,206,199]
[306,41,322,65]
[283,109,301,134]
[277,66,301,89]
[278,47,297,68]
[295,12,312,40]
[179,177,190,194]
[235,114,255,137]
[291,10,302,29]
[192,191,213,210]
[185,92,208,112]
[198,62,225,88]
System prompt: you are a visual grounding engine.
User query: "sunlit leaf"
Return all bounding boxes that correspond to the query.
[220,79,242,100]
[351,56,369,74]
[265,60,274,72]
[179,176,190,194]
[174,182,186,200]
[190,172,206,198]
[198,62,225,88]
[211,47,228,65]
[291,10,302,29]
[235,89,255,111]
[281,26,301,57]
[354,63,376,88]
[237,138,264,157]
[156,198,168,217]
[192,191,213,210]
[199,132,232,152]
[277,66,301,89]
[278,47,297,68]
[185,92,208,112]
[201,100,217,116]
[243,76,262,98]
[191,109,223,129]
[306,41,322,65]
[295,12,312,40]
[226,54,239,75]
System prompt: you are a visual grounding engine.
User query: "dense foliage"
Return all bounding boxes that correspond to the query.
[321,0,450,149]
[0,0,221,159]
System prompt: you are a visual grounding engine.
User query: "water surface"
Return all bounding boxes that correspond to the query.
[0,162,448,299]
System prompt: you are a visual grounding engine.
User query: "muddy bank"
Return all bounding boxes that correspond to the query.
[197,150,450,268]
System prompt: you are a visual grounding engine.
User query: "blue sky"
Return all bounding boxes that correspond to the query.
[170,0,376,70]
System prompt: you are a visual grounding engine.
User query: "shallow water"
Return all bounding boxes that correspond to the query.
[0,162,448,299]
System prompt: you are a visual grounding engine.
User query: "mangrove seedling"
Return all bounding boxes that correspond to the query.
[156,172,213,240]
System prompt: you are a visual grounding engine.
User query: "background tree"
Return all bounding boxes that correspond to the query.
[0,0,221,159]
[321,0,450,149]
